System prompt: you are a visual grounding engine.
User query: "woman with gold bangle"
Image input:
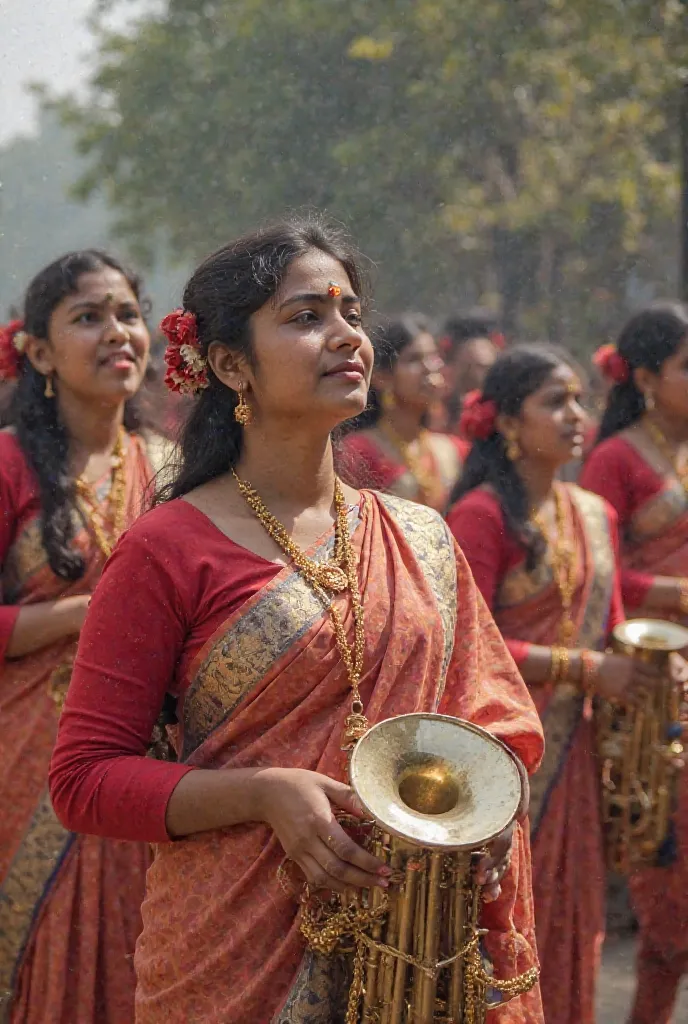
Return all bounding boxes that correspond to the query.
[339,314,468,511]
[49,219,546,1022]
[580,302,688,1024]
[0,251,154,1022]
[447,344,660,1024]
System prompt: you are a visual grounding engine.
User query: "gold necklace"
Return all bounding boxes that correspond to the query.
[644,418,688,495]
[531,483,577,645]
[75,428,127,559]
[378,419,443,504]
[232,471,368,746]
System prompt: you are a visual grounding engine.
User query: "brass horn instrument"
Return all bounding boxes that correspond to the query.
[300,713,538,1023]
[596,618,688,873]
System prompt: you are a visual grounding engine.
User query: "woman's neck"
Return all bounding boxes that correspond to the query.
[379,404,425,443]
[57,392,125,457]
[236,424,337,511]
[644,410,688,447]
[515,458,558,511]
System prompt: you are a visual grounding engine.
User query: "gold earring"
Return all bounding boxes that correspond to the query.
[234,382,252,426]
[44,375,55,399]
[644,391,655,412]
[381,390,396,413]
[504,432,521,461]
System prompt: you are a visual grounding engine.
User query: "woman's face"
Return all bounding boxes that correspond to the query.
[27,267,150,406]
[640,336,688,421]
[231,249,373,429]
[507,363,586,467]
[379,332,445,412]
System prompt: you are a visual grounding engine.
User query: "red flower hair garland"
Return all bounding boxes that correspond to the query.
[159,309,209,395]
[459,389,498,441]
[593,343,630,385]
[0,320,28,382]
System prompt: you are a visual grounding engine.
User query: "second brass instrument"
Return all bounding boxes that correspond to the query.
[300,713,538,1023]
[596,618,688,873]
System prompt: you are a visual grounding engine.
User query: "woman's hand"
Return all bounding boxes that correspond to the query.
[5,594,92,659]
[254,767,390,894]
[474,822,515,903]
[591,651,663,703]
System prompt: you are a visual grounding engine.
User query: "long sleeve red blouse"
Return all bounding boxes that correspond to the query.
[447,487,625,663]
[49,501,282,844]
[579,435,662,608]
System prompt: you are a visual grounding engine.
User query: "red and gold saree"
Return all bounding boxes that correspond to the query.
[449,483,621,1024]
[0,432,152,1023]
[582,432,688,1020]
[339,428,468,511]
[51,489,545,1023]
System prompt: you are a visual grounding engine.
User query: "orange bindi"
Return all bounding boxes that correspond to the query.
[327,282,342,298]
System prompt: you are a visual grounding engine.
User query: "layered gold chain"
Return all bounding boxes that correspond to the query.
[75,428,127,559]
[378,420,443,505]
[644,418,688,495]
[231,471,368,745]
[531,483,577,645]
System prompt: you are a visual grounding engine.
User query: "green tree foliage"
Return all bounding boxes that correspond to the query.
[63,0,687,346]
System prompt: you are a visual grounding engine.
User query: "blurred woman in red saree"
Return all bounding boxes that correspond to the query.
[447,345,660,1024]
[340,315,467,511]
[51,219,544,1023]
[580,302,688,1024]
[0,251,154,1023]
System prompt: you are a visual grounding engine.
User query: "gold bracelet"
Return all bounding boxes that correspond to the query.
[550,646,569,683]
[679,579,688,617]
[579,649,599,698]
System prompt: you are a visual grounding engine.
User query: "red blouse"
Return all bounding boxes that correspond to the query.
[447,487,625,664]
[0,433,36,660]
[49,501,282,844]
[579,435,661,607]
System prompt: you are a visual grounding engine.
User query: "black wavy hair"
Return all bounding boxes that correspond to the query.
[597,301,688,441]
[449,343,567,569]
[159,215,369,502]
[442,308,499,356]
[3,250,149,580]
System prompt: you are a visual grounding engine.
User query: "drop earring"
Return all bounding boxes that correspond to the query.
[504,432,521,461]
[234,382,252,426]
[644,391,655,412]
[44,375,55,399]
[381,390,396,413]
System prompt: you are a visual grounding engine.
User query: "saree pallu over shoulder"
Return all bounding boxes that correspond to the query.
[136,492,542,1024]
[496,486,615,835]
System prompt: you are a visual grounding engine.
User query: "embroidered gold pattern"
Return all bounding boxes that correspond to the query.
[527,487,615,834]
[0,791,74,1009]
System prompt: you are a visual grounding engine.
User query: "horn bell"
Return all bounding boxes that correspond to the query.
[349,712,522,850]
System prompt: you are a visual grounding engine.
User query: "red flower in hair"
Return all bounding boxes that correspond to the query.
[593,343,630,384]
[0,320,27,382]
[159,309,209,395]
[490,331,506,351]
[459,389,498,441]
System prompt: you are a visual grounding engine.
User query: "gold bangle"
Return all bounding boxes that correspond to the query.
[679,579,688,617]
[550,646,569,683]
[580,649,599,697]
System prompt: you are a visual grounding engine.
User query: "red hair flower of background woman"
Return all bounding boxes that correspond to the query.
[0,320,28,382]
[459,389,498,441]
[593,343,630,385]
[160,309,209,395]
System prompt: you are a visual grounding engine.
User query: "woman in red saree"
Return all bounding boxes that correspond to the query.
[339,314,468,511]
[447,345,660,1024]
[580,301,688,1024]
[0,251,154,1023]
[51,218,544,1023]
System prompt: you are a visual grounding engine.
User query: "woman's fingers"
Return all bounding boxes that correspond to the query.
[312,837,389,890]
[317,817,390,878]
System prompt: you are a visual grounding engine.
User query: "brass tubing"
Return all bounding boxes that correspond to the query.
[419,852,443,1021]
[388,856,421,1024]
[448,854,470,1021]
[378,843,404,1024]
[412,860,428,1021]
